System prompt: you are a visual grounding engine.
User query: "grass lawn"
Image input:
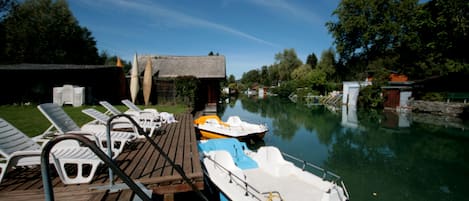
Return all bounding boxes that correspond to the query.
[0,103,190,137]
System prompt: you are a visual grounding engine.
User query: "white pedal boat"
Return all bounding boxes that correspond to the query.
[198,138,350,201]
[194,115,268,140]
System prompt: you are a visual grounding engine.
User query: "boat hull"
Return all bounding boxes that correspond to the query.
[198,138,350,201]
[197,128,266,140]
[194,115,268,140]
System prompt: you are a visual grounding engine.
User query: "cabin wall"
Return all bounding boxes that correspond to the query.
[0,68,127,104]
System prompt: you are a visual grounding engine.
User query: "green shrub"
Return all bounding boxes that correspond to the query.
[421,92,446,102]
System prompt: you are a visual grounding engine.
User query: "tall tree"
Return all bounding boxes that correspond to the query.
[327,0,468,79]
[241,69,260,87]
[260,65,271,86]
[316,48,337,81]
[326,0,418,78]
[1,0,100,64]
[306,53,318,69]
[274,48,302,81]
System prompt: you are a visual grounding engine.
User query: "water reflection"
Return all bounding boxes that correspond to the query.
[218,96,469,201]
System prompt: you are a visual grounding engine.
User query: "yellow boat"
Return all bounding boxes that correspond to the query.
[194,115,268,140]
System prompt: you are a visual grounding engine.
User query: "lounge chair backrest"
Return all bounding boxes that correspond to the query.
[0,118,41,157]
[37,103,81,133]
[121,99,142,112]
[99,101,122,115]
[82,108,110,124]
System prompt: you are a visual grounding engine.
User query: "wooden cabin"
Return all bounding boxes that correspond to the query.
[136,55,226,112]
[0,64,127,104]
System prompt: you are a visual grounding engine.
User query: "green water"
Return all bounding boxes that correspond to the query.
[217,96,469,201]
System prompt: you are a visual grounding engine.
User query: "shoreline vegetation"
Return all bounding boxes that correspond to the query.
[0,103,189,137]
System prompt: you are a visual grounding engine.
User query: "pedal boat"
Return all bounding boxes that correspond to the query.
[194,115,268,140]
[198,138,350,201]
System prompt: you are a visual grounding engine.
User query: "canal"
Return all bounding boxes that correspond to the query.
[217,96,469,201]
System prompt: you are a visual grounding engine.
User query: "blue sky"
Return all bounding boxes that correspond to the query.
[68,0,340,79]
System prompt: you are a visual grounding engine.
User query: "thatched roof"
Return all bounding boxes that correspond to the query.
[136,55,226,79]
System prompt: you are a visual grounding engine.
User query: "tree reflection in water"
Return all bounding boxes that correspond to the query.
[218,96,469,201]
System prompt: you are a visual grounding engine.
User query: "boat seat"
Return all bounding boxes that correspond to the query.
[252,146,295,177]
[198,138,258,170]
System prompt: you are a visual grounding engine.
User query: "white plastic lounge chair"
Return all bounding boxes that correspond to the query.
[121,99,163,123]
[82,108,159,137]
[99,100,162,129]
[0,118,102,184]
[37,103,137,156]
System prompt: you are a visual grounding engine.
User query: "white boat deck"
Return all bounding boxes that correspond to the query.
[244,168,325,201]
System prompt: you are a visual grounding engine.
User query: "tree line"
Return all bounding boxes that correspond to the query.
[235,48,339,97]
[0,0,130,70]
[234,0,467,106]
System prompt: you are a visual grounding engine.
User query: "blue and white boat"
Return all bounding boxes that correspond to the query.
[198,138,350,201]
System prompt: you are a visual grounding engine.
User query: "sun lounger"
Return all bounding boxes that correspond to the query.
[0,118,102,184]
[37,103,137,156]
[82,108,159,137]
[121,99,163,122]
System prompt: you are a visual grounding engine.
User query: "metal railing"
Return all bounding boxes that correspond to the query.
[41,134,152,201]
[41,113,208,201]
[281,152,350,201]
[202,154,284,201]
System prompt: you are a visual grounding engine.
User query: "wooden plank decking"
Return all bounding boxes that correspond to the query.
[0,113,204,201]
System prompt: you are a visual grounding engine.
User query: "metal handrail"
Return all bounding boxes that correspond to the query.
[281,152,350,201]
[108,114,209,201]
[202,153,283,201]
[40,134,151,201]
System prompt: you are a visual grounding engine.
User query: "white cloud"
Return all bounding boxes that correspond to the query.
[81,0,278,47]
[246,0,324,24]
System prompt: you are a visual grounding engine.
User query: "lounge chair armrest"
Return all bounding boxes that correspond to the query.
[10,150,42,157]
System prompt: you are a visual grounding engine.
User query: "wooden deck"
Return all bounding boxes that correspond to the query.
[0,113,204,201]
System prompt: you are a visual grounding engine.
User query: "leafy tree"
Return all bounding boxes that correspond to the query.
[316,49,337,80]
[268,64,280,86]
[274,48,303,81]
[1,0,100,64]
[326,0,418,76]
[327,0,468,80]
[227,74,236,84]
[99,51,131,72]
[407,0,468,78]
[307,68,328,92]
[291,64,313,87]
[260,65,271,86]
[306,53,318,69]
[240,69,260,87]
[0,0,16,18]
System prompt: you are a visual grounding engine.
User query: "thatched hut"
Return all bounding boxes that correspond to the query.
[135,55,226,111]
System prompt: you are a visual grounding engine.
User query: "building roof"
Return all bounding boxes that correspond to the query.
[136,55,226,79]
[0,63,117,70]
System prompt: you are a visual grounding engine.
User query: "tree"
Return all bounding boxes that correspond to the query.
[227,74,236,84]
[99,51,131,73]
[0,0,16,18]
[326,0,419,78]
[407,0,468,78]
[316,49,337,81]
[240,69,260,87]
[327,0,468,80]
[306,53,318,69]
[291,64,313,87]
[260,65,271,86]
[274,48,303,81]
[1,0,100,64]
